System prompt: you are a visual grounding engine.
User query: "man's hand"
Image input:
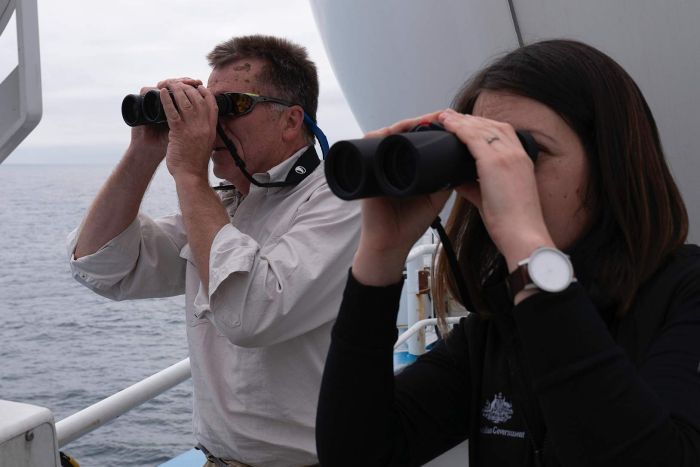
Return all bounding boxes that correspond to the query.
[159,81,227,293]
[161,82,218,180]
[128,78,203,165]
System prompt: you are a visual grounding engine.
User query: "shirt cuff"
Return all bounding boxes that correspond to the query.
[67,216,142,289]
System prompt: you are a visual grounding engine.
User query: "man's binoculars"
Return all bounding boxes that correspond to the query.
[121,90,232,127]
[324,123,539,200]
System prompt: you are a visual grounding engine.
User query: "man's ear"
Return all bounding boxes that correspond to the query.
[281,105,305,142]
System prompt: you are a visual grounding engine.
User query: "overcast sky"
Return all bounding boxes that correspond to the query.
[2,0,362,164]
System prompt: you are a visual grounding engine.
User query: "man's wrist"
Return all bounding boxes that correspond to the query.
[173,171,210,187]
[125,142,165,167]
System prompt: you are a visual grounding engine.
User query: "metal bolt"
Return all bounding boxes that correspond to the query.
[25,430,34,442]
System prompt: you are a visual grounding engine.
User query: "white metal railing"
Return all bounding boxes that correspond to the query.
[406,243,437,263]
[394,317,462,350]
[55,358,191,447]
[53,317,461,449]
[403,242,438,355]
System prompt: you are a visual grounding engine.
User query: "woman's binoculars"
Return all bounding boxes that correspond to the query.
[324,123,539,199]
[121,90,232,127]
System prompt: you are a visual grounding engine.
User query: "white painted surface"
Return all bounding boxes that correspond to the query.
[310,0,519,132]
[311,0,700,239]
[0,400,59,467]
[0,0,42,163]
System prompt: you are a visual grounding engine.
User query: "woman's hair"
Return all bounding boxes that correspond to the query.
[433,39,688,319]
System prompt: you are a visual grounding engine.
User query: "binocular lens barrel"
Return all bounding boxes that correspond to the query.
[325,127,537,200]
[143,90,167,124]
[376,131,476,197]
[380,140,416,192]
[121,94,147,127]
[121,91,232,127]
[324,138,385,200]
[121,90,167,127]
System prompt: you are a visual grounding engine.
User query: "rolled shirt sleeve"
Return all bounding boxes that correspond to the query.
[67,213,188,300]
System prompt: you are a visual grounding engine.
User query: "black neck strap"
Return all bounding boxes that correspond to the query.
[213,123,320,191]
[430,216,474,312]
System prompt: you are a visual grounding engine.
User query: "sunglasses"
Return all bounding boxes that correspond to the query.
[218,92,297,118]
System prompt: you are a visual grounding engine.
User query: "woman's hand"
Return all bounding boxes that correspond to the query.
[352,111,452,286]
[437,109,554,271]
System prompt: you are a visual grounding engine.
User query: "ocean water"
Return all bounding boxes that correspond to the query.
[0,164,195,466]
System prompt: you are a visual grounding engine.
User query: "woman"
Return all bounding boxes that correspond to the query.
[315,40,700,466]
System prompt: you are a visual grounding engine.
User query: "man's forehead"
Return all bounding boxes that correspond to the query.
[208,59,263,92]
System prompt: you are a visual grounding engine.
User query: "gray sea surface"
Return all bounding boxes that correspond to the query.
[0,164,195,466]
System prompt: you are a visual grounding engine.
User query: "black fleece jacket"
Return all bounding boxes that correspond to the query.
[316,245,700,466]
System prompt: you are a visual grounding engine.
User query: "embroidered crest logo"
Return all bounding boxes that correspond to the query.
[295,166,307,175]
[481,392,513,424]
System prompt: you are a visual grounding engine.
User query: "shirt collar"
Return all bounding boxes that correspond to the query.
[249,146,311,194]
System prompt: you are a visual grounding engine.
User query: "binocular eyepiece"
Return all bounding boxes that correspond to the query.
[324,123,539,199]
[121,90,233,127]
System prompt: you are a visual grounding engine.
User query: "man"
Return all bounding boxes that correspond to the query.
[67,35,360,466]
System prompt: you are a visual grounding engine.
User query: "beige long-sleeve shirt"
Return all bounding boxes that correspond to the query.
[67,151,361,466]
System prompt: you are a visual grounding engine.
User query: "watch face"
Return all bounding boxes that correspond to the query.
[528,248,573,292]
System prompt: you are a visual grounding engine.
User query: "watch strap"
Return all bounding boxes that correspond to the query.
[507,263,531,300]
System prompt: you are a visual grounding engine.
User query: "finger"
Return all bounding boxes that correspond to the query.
[364,127,392,139]
[157,78,180,89]
[157,77,203,89]
[170,83,194,113]
[437,113,487,153]
[441,112,520,146]
[199,85,219,126]
[160,88,181,123]
[438,112,518,161]
[183,84,204,110]
[139,86,157,95]
[364,109,448,139]
[180,77,203,86]
[386,109,447,134]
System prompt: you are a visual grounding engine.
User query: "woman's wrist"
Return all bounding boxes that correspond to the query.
[502,235,556,272]
[352,244,408,287]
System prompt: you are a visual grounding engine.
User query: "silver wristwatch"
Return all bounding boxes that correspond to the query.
[507,246,575,298]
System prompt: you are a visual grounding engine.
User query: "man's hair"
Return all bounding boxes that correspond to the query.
[433,39,688,320]
[207,35,319,142]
